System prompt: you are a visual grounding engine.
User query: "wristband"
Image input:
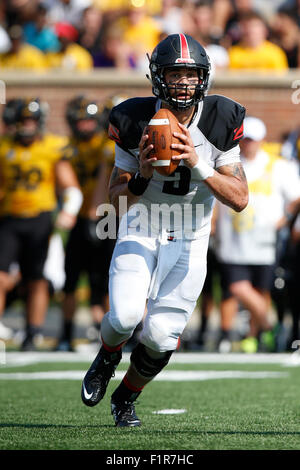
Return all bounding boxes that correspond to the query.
[62,186,83,216]
[128,172,151,196]
[192,158,214,181]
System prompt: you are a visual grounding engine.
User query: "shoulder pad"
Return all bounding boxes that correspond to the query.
[199,95,246,151]
[60,139,77,160]
[108,97,157,150]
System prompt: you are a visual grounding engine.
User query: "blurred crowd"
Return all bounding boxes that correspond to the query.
[0,92,299,355]
[0,0,300,72]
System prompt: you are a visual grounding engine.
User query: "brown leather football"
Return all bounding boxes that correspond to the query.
[146,108,182,176]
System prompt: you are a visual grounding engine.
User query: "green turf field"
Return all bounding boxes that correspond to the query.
[1,352,300,450]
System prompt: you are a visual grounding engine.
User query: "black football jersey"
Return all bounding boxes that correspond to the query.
[109,95,245,154]
[108,95,245,236]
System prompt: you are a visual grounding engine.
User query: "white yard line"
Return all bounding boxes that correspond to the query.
[2,351,300,367]
[0,370,289,381]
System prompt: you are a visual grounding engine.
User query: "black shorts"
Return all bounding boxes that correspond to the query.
[63,217,116,305]
[219,263,275,300]
[201,247,220,295]
[0,212,53,281]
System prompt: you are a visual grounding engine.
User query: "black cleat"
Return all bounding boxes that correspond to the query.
[111,398,141,427]
[21,335,37,352]
[81,347,122,407]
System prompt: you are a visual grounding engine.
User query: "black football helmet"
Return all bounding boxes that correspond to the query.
[147,34,210,110]
[2,98,24,127]
[6,98,44,139]
[15,98,43,123]
[66,95,102,140]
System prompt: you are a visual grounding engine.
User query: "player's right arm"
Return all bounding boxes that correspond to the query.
[55,159,83,230]
[109,132,156,215]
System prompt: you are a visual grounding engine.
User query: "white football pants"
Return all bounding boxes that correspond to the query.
[107,229,209,352]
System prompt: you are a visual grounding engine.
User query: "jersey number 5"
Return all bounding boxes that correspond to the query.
[162,166,191,196]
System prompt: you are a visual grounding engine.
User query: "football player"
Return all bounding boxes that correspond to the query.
[55,96,115,351]
[0,98,82,350]
[81,34,248,427]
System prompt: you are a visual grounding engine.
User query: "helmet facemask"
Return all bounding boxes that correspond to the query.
[16,119,39,140]
[73,117,99,141]
[13,99,44,143]
[149,63,210,111]
[66,97,101,141]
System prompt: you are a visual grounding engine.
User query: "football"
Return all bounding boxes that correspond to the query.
[146,108,182,176]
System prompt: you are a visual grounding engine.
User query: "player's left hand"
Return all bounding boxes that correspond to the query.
[171,123,199,168]
[55,210,76,230]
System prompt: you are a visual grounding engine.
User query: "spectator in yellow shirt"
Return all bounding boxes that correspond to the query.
[0,24,47,70]
[228,11,289,71]
[117,5,162,71]
[46,21,93,71]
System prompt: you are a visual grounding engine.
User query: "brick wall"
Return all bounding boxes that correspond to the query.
[1,71,299,142]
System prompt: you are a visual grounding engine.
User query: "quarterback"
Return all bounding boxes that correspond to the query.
[81,34,248,426]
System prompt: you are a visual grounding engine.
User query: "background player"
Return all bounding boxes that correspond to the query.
[55,95,115,351]
[0,97,82,350]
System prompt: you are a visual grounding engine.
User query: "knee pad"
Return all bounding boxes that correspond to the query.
[140,307,188,352]
[100,313,131,346]
[130,343,173,378]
